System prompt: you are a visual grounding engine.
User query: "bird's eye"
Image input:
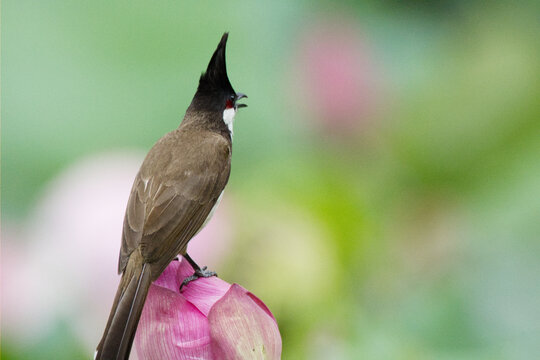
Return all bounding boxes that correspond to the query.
[225,95,235,109]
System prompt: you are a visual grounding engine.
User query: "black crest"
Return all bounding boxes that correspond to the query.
[197,33,236,97]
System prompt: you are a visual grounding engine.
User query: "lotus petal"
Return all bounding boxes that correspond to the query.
[135,283,211,359]
[153,259,181,291]
[208,284,282,360]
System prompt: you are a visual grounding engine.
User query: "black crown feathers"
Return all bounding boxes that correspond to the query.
[197,33,235,96]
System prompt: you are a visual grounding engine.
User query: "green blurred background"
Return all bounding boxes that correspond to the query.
[2,1,540,359]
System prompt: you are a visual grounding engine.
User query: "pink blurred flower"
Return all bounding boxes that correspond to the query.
[1,152,234,351]
[135,259,282,360]
[293,17,382,135]
[2,152,143,344]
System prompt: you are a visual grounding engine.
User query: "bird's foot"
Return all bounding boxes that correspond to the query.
[180,266,217,290]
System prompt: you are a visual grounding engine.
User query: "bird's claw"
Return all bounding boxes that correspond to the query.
[195,266,217,278]
[180,266,218,291]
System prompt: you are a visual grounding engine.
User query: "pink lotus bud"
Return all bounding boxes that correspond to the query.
[135,259,282,360]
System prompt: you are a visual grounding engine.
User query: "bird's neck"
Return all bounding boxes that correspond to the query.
[180,109,233,142]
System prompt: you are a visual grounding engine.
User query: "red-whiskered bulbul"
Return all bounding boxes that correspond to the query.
[95,33,246,360]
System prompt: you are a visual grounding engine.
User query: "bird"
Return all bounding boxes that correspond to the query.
[95,32,247,360]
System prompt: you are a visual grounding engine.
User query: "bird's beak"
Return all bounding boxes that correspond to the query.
[235,93,248,109]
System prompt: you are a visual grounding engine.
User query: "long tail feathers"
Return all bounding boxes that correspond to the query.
[95,258,152,360]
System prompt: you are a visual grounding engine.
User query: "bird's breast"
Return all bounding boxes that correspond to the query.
[198,190,224,234]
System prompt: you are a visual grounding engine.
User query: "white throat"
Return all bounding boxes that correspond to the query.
[223,108,236,139]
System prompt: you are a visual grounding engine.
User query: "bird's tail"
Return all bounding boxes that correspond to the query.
[95,253,152,360]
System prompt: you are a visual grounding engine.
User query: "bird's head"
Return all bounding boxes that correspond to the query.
[189,33,247,115]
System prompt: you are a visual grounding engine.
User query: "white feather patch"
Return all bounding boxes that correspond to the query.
[142,177,150,192]
[223,108,236,138]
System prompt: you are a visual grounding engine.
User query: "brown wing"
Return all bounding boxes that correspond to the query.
[118,129,231,277]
